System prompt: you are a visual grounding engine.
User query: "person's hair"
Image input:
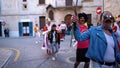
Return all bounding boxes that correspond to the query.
[117,18,120,23]
[58,24,60,26]
[100,11,115,22]
[61,21,64,23]
[118,15,120,18]
[78,13,88,22]
[47,21,50,24]
[52,24,56,27]
[35,24,38,26]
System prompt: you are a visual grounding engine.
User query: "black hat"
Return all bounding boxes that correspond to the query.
[78,13,88,22]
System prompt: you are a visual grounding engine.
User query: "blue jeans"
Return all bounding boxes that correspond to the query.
[51,42,59,56]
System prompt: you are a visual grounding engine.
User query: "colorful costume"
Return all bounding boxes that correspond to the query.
[42,25,51,55]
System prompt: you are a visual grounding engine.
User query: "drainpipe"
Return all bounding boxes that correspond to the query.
[102,0,104,12]
[55,0,57,7]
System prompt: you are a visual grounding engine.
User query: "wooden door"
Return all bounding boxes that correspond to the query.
[39,16,45,29]
[23,22,29,36]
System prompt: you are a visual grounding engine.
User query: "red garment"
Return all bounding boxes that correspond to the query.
[112,26,117,32]
[77,25,89,49]
[43,26,48,31]
[60,34,63,39]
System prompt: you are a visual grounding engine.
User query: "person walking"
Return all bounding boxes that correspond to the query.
[48,24,60,60]
[34,24,40,43]
[74,13,90,68]
[72,11,120,68]
[4,28,9,37]
[60,21,67,40]
[42,21,52,55]
[34,24,39,36]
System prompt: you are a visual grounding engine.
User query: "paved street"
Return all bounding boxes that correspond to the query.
[0,35,85,68]
[0,48,12,68]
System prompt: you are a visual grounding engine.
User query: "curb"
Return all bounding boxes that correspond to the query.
[0,48,13,68]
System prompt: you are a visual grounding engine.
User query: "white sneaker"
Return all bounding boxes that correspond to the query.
[41,47,46,50]
[52,57,55,60]
[72,39,76,42]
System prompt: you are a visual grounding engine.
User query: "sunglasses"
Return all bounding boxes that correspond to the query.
[103,15,114,20]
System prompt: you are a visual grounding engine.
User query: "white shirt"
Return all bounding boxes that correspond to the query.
[60,24,67,30]
[46,24,51,31]
[103,32,115,62]
[53,31,56,42]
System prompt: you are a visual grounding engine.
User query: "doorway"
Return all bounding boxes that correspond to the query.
[86,14,92,29]
[23,22,29,36]
[87,14,92,24]
[39,16,45,29]
[19,22,33,37]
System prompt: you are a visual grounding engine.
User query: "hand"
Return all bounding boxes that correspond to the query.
[71,15,78,24]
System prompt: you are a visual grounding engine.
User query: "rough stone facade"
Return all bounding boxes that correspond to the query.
[0,0,119,37]
[104,0,120,16]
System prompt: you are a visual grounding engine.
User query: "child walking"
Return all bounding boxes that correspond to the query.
[48,24,60,60]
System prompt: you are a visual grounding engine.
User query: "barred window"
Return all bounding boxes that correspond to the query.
[23,0,27,2]
[23,4,27,10]
[66,0,72,6]
[49,10,54,20]
[39,0,45,4]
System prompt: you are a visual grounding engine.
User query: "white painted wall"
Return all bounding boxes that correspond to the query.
[1,0,18,15]
[0,0,119,37]
[0,0,47,37]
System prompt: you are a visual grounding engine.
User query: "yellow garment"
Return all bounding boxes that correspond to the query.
[84,22,88,28]
[34,26,39,33]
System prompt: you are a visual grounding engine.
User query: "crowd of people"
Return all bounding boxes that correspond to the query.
[72,11,120,68]
[34,11,120,68]
[34,20,68,60]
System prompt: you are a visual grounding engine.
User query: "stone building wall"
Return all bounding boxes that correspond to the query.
[104,0,120,16]
[0,0,46,37]
[0,0,119,37]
